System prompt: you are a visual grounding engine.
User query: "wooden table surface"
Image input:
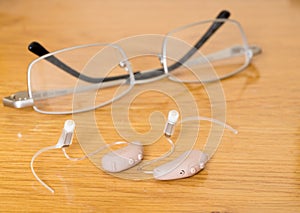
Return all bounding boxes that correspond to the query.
[0,0,299,212]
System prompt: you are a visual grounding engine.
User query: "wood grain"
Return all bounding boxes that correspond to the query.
[0,0,299,212]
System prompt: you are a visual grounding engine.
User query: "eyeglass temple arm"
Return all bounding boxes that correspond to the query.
[186,45,262,67]
[133,10,231,78]
[135,10,231,78]
[166,10,230,72]
[27,10,230,83]
[27,41,138,84]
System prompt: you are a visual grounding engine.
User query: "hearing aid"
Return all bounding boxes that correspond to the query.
[31,120,144,193]
[153,150,208,180]
[138,110,238,180]
[101,142,143,173]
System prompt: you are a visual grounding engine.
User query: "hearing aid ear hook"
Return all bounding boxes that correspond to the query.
[30,120,75,194]
[56,120,76,148]
[164,110,179,137]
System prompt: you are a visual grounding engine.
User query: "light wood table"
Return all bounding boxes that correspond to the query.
[0,1,299,212]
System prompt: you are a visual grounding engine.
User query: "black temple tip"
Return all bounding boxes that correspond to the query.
[28,41,50,57]
[217,10,231,19]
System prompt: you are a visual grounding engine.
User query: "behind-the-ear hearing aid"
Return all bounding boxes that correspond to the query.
[138,111,237,180]
[31,120,144,193]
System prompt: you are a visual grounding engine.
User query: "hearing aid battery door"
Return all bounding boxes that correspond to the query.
[101,142,143,173]
[153,150,208,180]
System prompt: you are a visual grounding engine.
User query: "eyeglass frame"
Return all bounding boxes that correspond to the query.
[2,10,262,114]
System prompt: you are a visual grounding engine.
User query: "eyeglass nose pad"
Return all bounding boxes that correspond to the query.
[158,55,169,74]
[157,54,164,64]
[246,49,253,59]
[119,60,132,72]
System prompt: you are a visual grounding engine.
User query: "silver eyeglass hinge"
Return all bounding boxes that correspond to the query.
[3,91,34,108]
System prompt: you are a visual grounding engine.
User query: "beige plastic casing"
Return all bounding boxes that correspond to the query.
[101,142,143,173]
[153,150,208,180]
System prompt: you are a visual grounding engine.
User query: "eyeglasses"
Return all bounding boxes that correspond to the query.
[3,10,261,114]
